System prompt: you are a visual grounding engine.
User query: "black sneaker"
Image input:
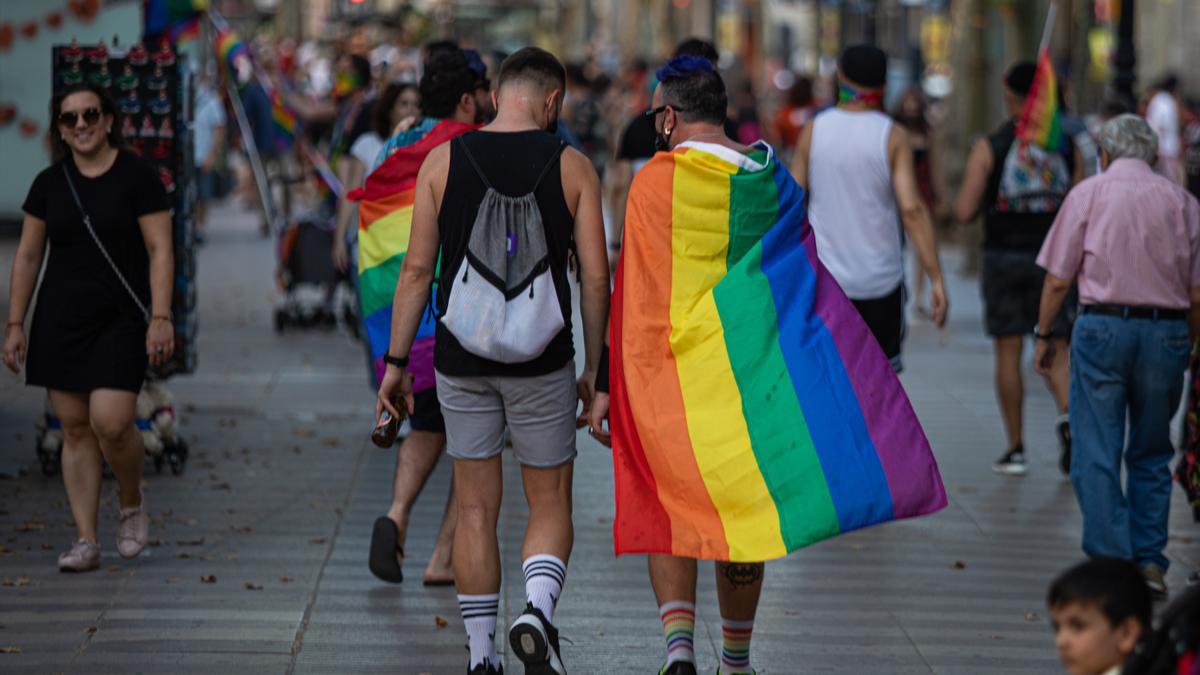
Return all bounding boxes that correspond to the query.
[992,447,1027,476]
[509,603,566,675]
[468,659,502,675]
[1056,414,1071,476]
[660,662,698,675]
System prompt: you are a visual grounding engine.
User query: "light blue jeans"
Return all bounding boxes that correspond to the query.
[1069,313,1190,570]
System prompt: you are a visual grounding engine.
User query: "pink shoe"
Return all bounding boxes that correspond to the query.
[58,539,101,572]
[117,493,149,559]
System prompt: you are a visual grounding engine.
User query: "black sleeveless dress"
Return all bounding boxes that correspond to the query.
[21,150,169,393]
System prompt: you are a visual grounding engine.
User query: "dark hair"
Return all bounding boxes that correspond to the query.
[787,76,814,108]
[50,83,124,162]
[498,47,565,94]
[890,87,929,133]
[1123,587,1200,675]
[372,82,417,138]
[348,54,372,88]
[422,40,460,64]
[673,37,719,65]
[1005,61,1037,96]
[656,55,727,125]
[840,44,887,89]
[1047,558,1152,631]
[419,50,476,119]
[1158,74,1180,94]
[1102,98,1133,119]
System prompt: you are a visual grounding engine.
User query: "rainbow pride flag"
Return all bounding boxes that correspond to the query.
[355,120,480,389]
[1016,48,1063,151]
[610,141,946,562]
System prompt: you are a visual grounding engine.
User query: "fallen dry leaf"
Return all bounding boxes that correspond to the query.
[226,553,238,561]
[107,566,121,573]
[244,582,264,591]
[232,526,253,534]
[434,616,448,629]
[280,576,294,583]
[952,561,966,570]
[200,575,217,584]
[165,577,180,583]
[1024,612,1041,622]
[177,552,191,559]
[309,538,327,545]
[16,521,45,532]
[82,626,97,634]
[0,646,22,654]
[40,544,53,551]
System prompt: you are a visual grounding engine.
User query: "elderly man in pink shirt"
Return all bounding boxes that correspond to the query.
[1034,114,1200,599]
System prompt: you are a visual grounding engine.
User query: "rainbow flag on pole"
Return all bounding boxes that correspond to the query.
[1016,47,1063,150]
[610,142,946,562]
[355,120,479,389]
[143,0,207,45]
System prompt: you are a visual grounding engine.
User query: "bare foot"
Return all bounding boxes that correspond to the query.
[422,555,454,586]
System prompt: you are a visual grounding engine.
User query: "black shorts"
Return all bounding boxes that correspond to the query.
[982,250,1076,338]
[850,284,905,373]
[409,388,446,434]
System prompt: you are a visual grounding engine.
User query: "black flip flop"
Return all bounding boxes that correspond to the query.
[368,516,404,583]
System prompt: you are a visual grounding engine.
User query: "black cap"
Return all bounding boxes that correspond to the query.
[1004,62,1036,96]
[839,45,887,89]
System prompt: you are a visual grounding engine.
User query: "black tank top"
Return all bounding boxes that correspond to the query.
[435,129,576,378]
[983,119,1076,252]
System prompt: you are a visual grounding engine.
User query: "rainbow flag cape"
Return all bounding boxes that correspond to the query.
[355,120,479,389]
[610,141,946,562]
[1016,48,1063,151]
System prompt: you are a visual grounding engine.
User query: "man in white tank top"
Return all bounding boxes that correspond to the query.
[791,45,948,372]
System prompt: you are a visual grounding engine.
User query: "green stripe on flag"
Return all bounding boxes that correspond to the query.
[714,170,840,551]
[359,253,404,318]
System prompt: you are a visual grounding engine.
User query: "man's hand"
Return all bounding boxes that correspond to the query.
[576,371,595,429]
[332,238,349,273]
[1034,338,1057,376]
[929,277,949,329]
[376,365,414,422]
[588,392,611,448]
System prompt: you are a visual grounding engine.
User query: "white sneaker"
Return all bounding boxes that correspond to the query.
[58,538,101,572]
[117,492,149,559]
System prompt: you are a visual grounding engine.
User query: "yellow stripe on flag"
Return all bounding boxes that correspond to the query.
[358,205,414,271]
[669,150,787,561]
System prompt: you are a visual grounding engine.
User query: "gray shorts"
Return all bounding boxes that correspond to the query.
[435,361,578,467]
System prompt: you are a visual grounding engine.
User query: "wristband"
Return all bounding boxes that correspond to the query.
[1034,330,1054,341]
[594,345,610,394]
[383,353,409,368]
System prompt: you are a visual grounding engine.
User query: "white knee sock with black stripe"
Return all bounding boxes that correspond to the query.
[458,593,499,669]
[523,554,567,624]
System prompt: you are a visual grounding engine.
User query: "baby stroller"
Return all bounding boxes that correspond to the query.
[35,380,189,477]
[272,211,358,334]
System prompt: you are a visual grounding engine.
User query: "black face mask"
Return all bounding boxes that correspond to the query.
[654,128,671,152]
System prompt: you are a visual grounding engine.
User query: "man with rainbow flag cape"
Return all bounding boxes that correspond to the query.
[953,60,1083,479]
[588,56,947,675]
[353,50,484,587]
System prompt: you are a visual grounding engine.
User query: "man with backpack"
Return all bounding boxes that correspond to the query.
[376,47,610,675]
[954,62,1084,478]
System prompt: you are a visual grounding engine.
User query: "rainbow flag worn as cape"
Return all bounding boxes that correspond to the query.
[610,141,947,562]
[1016,48,1063,151]
[355,120,479,389]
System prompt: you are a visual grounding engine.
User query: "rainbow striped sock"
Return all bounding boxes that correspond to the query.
[659,600,695,666]
[720,618,754,674]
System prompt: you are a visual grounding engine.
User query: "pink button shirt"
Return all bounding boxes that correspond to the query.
[1037,157,1200,309]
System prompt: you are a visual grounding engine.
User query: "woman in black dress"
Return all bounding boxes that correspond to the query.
[3,84,174,572]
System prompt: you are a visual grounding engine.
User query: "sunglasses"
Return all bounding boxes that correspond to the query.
[644,105,689,118]
[57,107,103,128]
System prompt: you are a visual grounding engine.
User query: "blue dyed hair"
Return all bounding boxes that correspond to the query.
[655,55,726,124]
[655,55,715,83]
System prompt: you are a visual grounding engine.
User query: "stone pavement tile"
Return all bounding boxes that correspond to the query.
[64,651,292,675]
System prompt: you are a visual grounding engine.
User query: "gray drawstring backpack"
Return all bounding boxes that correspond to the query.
[440,137,567,363]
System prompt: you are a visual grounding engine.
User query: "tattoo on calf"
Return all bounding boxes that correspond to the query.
[721,562,764,589]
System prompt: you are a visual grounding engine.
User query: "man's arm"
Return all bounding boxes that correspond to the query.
[565,147,611,378]
[890,125,948,327]
[789,121,814,190]
[954,138,992,224]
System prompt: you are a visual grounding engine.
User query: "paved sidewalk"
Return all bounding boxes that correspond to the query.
[2,199,1199,674]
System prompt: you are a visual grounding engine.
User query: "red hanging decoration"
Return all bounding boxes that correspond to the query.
[78,0,101,23]
[0,23,12,52]
[0,104,15,127]
[19,21,38,39]
[46,12,64,30]
[19,118,39,137]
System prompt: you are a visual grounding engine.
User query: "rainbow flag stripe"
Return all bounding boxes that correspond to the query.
[356,120,479,389]
[144,0,207,44]
[610,142,946,562]
[1016,47,1062,150]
